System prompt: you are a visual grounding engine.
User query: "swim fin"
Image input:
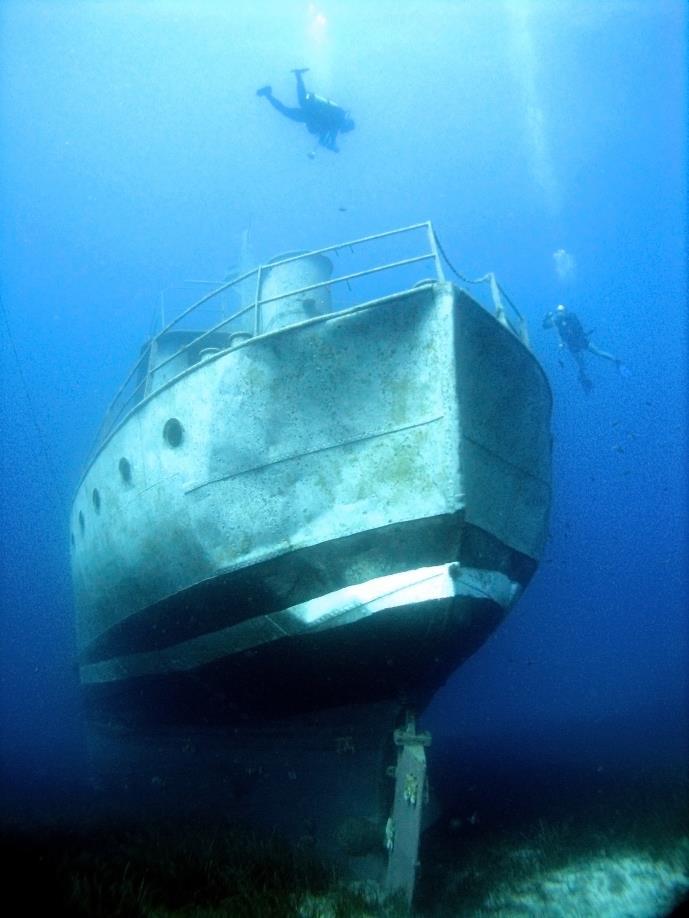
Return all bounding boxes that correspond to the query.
[291,68,310,75]
[256,85,272,97]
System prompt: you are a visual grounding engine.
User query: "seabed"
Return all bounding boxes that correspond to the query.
[2,745,687,917]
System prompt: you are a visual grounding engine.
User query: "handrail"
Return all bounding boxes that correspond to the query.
[264,221,431,269]
[156,266,258,340]
[81,221,531,474]
[144,251,436,398]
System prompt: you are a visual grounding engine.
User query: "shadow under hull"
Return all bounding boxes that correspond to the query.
[83,591,504,728]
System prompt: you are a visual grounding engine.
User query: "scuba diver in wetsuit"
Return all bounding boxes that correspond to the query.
[256,68,355,157]
[543,304,628,392]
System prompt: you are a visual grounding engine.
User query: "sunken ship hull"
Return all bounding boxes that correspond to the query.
[70,227,551,885]
[71,270,551,730]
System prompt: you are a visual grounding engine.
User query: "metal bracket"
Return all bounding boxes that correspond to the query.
[384,713,431,908]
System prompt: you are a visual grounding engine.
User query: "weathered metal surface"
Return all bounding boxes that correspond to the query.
[384,718,432,906]
[259,251,333,332]
[70,281,551,723]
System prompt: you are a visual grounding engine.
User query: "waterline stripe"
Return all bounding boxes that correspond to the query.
[81,564,519,685]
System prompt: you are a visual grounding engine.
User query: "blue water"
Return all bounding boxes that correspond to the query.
[1,1,687,912]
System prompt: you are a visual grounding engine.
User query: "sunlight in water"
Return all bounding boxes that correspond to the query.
[304,3,332,88]
[507,1,562,216]
[308,3,328,43]
[553,247,576,282]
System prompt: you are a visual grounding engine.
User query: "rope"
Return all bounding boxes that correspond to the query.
[432,230,490,286]
[0,289,67,508]
[432,229,526,323]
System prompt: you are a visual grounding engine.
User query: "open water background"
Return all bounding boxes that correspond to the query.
[0,3,686,913]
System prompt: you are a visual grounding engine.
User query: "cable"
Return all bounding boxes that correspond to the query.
[433,229,525,322]
[432,230,490,286]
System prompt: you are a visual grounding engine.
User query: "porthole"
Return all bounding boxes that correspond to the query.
[163,417,184,448]
[119,457,132,484]
[78,510,85,534]
[92,488,101,512]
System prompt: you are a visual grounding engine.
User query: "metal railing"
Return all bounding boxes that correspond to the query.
[83,221,528,471]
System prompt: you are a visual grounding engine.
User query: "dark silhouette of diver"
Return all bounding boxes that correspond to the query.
[543,304,629,392]
[256,68,354,157]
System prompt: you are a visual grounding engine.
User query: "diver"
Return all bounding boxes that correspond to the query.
[256,68,355,157]
[543,304,628,392]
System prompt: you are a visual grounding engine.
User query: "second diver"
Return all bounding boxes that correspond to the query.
[543,303,630,392]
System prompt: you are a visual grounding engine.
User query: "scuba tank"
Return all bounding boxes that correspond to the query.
[305,92,345,126]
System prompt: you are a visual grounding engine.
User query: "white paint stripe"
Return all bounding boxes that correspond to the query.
[81,564,520,685]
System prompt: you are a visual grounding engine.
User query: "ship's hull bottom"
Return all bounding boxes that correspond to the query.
[81,573,510,880]
[83,593,505,728]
